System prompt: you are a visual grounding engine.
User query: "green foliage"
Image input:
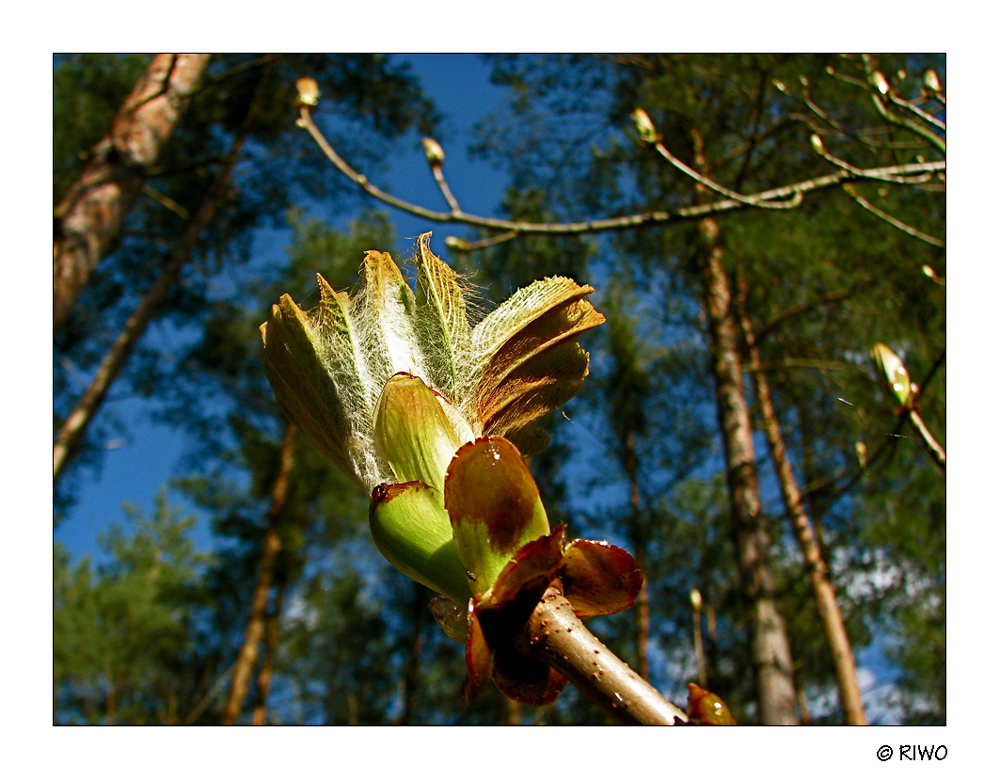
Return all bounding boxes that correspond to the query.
[54,491,212,724]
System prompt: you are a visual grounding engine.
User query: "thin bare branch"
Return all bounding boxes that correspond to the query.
[811,135,935,185]
[653,139,803,210]
[751,280,874,349]
[430,162,461,214]
[297,105,944,240]
[140,183,190,220]
[842,185,945,247]
[447,231,519,253]
[859,56,946,154]
[748,358,868,375]
[824,64,872,91]
[906,409,945,473]
[887,93,947,132]
[798,346,946,505]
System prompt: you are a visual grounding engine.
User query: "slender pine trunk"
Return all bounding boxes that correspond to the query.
[504,696,523,725]
[691,128,799,724]
[53,79,256,480]
[54,54,210,331]
[625,431,651,682]
[395,581,426,725]
[220,424,297,725]
[735,272,867,724]
[251,577,288,725]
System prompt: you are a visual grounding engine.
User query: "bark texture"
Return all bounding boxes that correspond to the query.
[53,63,257,480]
[54,54,210,331]
[736,278,867,724]
[625,431,651,682]
[221,425,297,725]
[251,578,287,725]
[691,130,799,725]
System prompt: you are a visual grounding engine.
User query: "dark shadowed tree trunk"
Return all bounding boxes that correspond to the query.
[54,54,210,331]
[251,578,287,725]
[625,431,651,682]
[221,424,297,725]
[394,582,426,725]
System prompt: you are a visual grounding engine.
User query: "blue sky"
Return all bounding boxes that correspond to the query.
[55,54,513,562]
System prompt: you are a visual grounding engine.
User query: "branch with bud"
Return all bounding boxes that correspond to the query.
[260,233,735,723]
[292,79,942,254]
[776,57,945,249]
[871,343,945,473]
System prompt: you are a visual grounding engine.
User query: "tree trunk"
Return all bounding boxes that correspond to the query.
[625,431,651,682]
[251,577,288,725]
[220,424,297,725]
[105,678,116,725]
[705,602,720,690]
[735,272,867,724]
[394,581,426,725]
[691,128,800,724]
[54,54,210,331]
[504,696,523,725]
[53,69,256,481]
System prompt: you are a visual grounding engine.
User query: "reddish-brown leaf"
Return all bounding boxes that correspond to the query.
[461,607,493,709]
[561,539,643,618]
[445,437,550,594]
[482,527,567,611]
[492,641,567,706]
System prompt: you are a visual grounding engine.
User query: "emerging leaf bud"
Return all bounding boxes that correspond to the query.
[630,108,661,144]
[871,70,890,96]
[444,236,470,252]
[422,137,445,168]
[369,481,470,604]
[296,77,320,107]
[923,69,942,94]
[810,134,826,155]
[690,588,702,611]
[687,683,737,725]
[922,264,944,285]
[374,373,474,494]
[871,343,916,409]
